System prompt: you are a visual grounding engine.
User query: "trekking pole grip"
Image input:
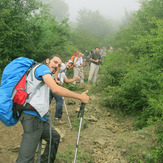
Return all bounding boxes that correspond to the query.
[77,103,85,118]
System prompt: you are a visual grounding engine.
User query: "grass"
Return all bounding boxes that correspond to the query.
[55,144,93,163]
[71,118,88,131]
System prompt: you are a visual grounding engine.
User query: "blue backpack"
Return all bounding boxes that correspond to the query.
[0,57,35,126]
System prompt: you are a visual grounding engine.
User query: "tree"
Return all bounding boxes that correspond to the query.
[76,9,115,41]
[41,0,69,21]
[100,0,163,128]
[70,29,100,53]
[0,0,74,75]
[0,0,42,66]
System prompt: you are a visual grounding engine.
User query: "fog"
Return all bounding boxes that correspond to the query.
[64,0,140,21]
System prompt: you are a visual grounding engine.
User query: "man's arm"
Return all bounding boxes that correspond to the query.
[42,74,89,104]
[90,57,99,63]
[64,76,80,83]
[54,66,61,85]
[73,57,77,67]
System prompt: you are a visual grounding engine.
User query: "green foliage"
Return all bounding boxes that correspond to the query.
[152,122,163,162]
[71,8,120,52]
[98,1,163,160]
[100,0,163,122]
[62,83,79,91]
[126,123,163,163]
[100,49,134,87]
[70,29,101,53]
[0,0,42,62]
[71,117,88,131]
[42,0,69,21]
[99,7,163,163]
[0,0,75,74]
[76,9,115,41]
[56,144,93,163]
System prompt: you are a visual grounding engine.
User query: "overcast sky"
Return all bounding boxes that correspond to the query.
[64,0,140,21]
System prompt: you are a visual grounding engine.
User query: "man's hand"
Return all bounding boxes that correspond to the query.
[75,76,81,81]
[58,65,61,70]
[56,80,61,85]
[80,90,89,104]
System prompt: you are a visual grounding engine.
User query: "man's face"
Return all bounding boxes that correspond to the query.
[66,61,73,69]
[46,56,62,74]
[95,48,99,53]
[78,53,82,58]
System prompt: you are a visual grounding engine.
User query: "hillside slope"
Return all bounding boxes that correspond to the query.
[0,88,157,163]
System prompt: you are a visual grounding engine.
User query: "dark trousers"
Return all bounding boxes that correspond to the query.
[16,112,60,163]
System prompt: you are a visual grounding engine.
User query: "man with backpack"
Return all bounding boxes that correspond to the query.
[88,47,102,84]
[50,59,81,125]
[70,51,78,69]
[10,55,89,163]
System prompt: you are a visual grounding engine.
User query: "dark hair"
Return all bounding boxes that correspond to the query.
[49,54,62,60]
[42,54,62,64]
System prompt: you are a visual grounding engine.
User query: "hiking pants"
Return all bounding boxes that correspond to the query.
[79,67,84,84]
[50,91,63,119]
[16,112,60,163]
[73,67,84,84]
[88,62,99,83]
[73,66,79,84]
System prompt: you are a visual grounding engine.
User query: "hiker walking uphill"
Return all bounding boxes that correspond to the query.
[15,55,89,163]
[88,47,102,84]
[50,59,81,125]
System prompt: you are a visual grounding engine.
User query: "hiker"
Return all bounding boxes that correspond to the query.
[88,47,102,84]
[109,46,113,52]
[16,55,89,163]
[50,59,81,125]
[102,46,106,56]
[73,52,84,85]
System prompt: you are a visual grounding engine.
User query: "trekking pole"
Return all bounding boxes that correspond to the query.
[74,103,85,163]
[63,97,72,129]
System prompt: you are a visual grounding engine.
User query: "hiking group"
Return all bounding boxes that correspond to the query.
[71,47,105,85]
[0,46,109,162]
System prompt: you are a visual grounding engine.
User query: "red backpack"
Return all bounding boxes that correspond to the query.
[12,74,27,105]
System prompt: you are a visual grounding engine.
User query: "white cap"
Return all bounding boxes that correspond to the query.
[68,59,73,63]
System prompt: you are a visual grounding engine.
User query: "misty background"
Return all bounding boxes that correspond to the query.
[40,0,141,51]
[64,0,140,21]
[42,0,140,22]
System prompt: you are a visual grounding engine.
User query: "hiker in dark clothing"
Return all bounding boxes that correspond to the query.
[88,48,102,84]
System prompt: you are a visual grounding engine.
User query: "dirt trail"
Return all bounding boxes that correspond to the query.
[54,95,135,163]
[0,90,155,163]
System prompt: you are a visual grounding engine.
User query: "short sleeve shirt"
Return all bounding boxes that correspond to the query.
[90,52,101,65]
[23,64,52,121]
